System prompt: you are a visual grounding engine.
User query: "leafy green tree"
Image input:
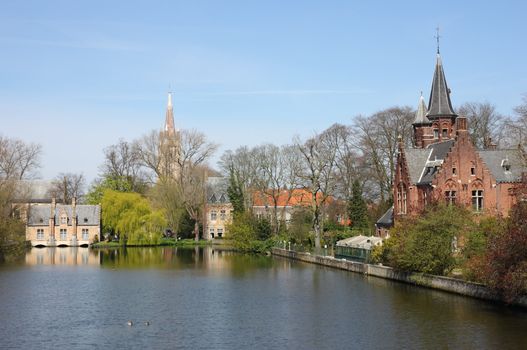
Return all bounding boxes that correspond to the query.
[386,204,474,275]
[480,202,527,303]
[0,218,25,262]
[226,212,274,252]
[461,216,505,282]
[178,211,197,239]
[255,217,272,240]
[100,189,166,245]
[85,176,135,205]
[288,207,312,245]
[348,179,369,232]
[227,169,245,214]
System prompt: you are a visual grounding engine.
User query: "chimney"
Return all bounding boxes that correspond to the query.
[49,197,56,239]
[456,116,468,133]
[50,197,56,216]
[72,197,77,233]
[488,138,497,150]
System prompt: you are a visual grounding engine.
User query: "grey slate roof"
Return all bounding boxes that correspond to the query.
[206,177,230,204]
[27,204,101,226]
[376,207,393,228]
[405,148,431,184]
[477,149,526,183]
[426,54,457,119]
[413,95,431,125]
[404,139,455,185]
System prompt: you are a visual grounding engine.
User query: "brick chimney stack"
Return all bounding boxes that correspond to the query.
[49,198,56,240]
[72,197,77,234]
[456,116,468,133]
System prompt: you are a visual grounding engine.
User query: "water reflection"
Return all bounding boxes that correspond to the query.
[1,247,526,349]
[26,247,99,266]
[97,246,274,275]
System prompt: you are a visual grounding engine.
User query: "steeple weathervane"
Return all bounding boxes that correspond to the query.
[435,26,441,54]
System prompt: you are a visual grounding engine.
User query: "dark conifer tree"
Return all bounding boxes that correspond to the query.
[348,179,369,232]
[227,170,245,214]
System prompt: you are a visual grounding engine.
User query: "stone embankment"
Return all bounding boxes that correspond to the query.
[271,248,527,308]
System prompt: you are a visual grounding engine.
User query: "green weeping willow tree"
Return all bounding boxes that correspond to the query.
[101,189,166,245]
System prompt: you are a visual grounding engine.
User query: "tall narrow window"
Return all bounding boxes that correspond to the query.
[217,228,223,238]
[442,129,448,137]
[209,228,215,238]
[60,229,67,240]
[472,190,484,211]
[433,129,439,139]
[402,186,407,214]
[445,190,456,205]
[37,229,44,240]
[210,210,217,221]
[82,228,89,240]
[220,210,226,220]
[396,188,402,214]
[470,167,475,175]
[452,167,457,175]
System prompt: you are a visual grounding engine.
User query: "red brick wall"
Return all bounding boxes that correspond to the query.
[430,130,516,215]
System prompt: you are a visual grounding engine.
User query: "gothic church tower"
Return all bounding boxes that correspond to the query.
[159,92,181,180]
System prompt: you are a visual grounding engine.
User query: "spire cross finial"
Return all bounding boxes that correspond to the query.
[435,27,441,54]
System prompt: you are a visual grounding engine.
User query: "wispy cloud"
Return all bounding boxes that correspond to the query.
[207,89,373,96]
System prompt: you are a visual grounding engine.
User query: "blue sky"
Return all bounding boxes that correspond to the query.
[1,0,526,182]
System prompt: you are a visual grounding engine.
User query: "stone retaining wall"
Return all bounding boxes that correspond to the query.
[271,248,527,308]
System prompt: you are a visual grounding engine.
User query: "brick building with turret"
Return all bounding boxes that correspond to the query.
[376,52,527,237]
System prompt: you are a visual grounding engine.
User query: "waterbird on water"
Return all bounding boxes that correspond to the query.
[127,320,133,326]
[144,321,150,326]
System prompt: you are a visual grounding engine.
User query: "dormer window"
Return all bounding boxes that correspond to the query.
[219,194,226,202]
[210,194,217,203]
[501,159,511,172]
[61,216,67,224]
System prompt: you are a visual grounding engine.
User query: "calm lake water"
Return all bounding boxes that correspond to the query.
[1,246,526,349]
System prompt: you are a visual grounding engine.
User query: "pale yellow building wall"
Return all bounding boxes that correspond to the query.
[26,225,100,246]
[204,203,233,240]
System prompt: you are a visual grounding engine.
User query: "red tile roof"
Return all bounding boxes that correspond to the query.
[253,189,331,207]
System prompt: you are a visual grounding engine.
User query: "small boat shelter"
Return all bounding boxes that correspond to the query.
[335,235,383,262]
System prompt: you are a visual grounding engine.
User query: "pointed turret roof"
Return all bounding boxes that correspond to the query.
[426,54,457,119]
[164,92,175,135]
[413,94,430,125]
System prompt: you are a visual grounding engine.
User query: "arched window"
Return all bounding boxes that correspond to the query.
[397,184,407,214]
[402,184,407,214]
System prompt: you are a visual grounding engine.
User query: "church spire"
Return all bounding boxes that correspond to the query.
[164,92,175,135]
[413,93,430,125]
[426,53,457,119]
